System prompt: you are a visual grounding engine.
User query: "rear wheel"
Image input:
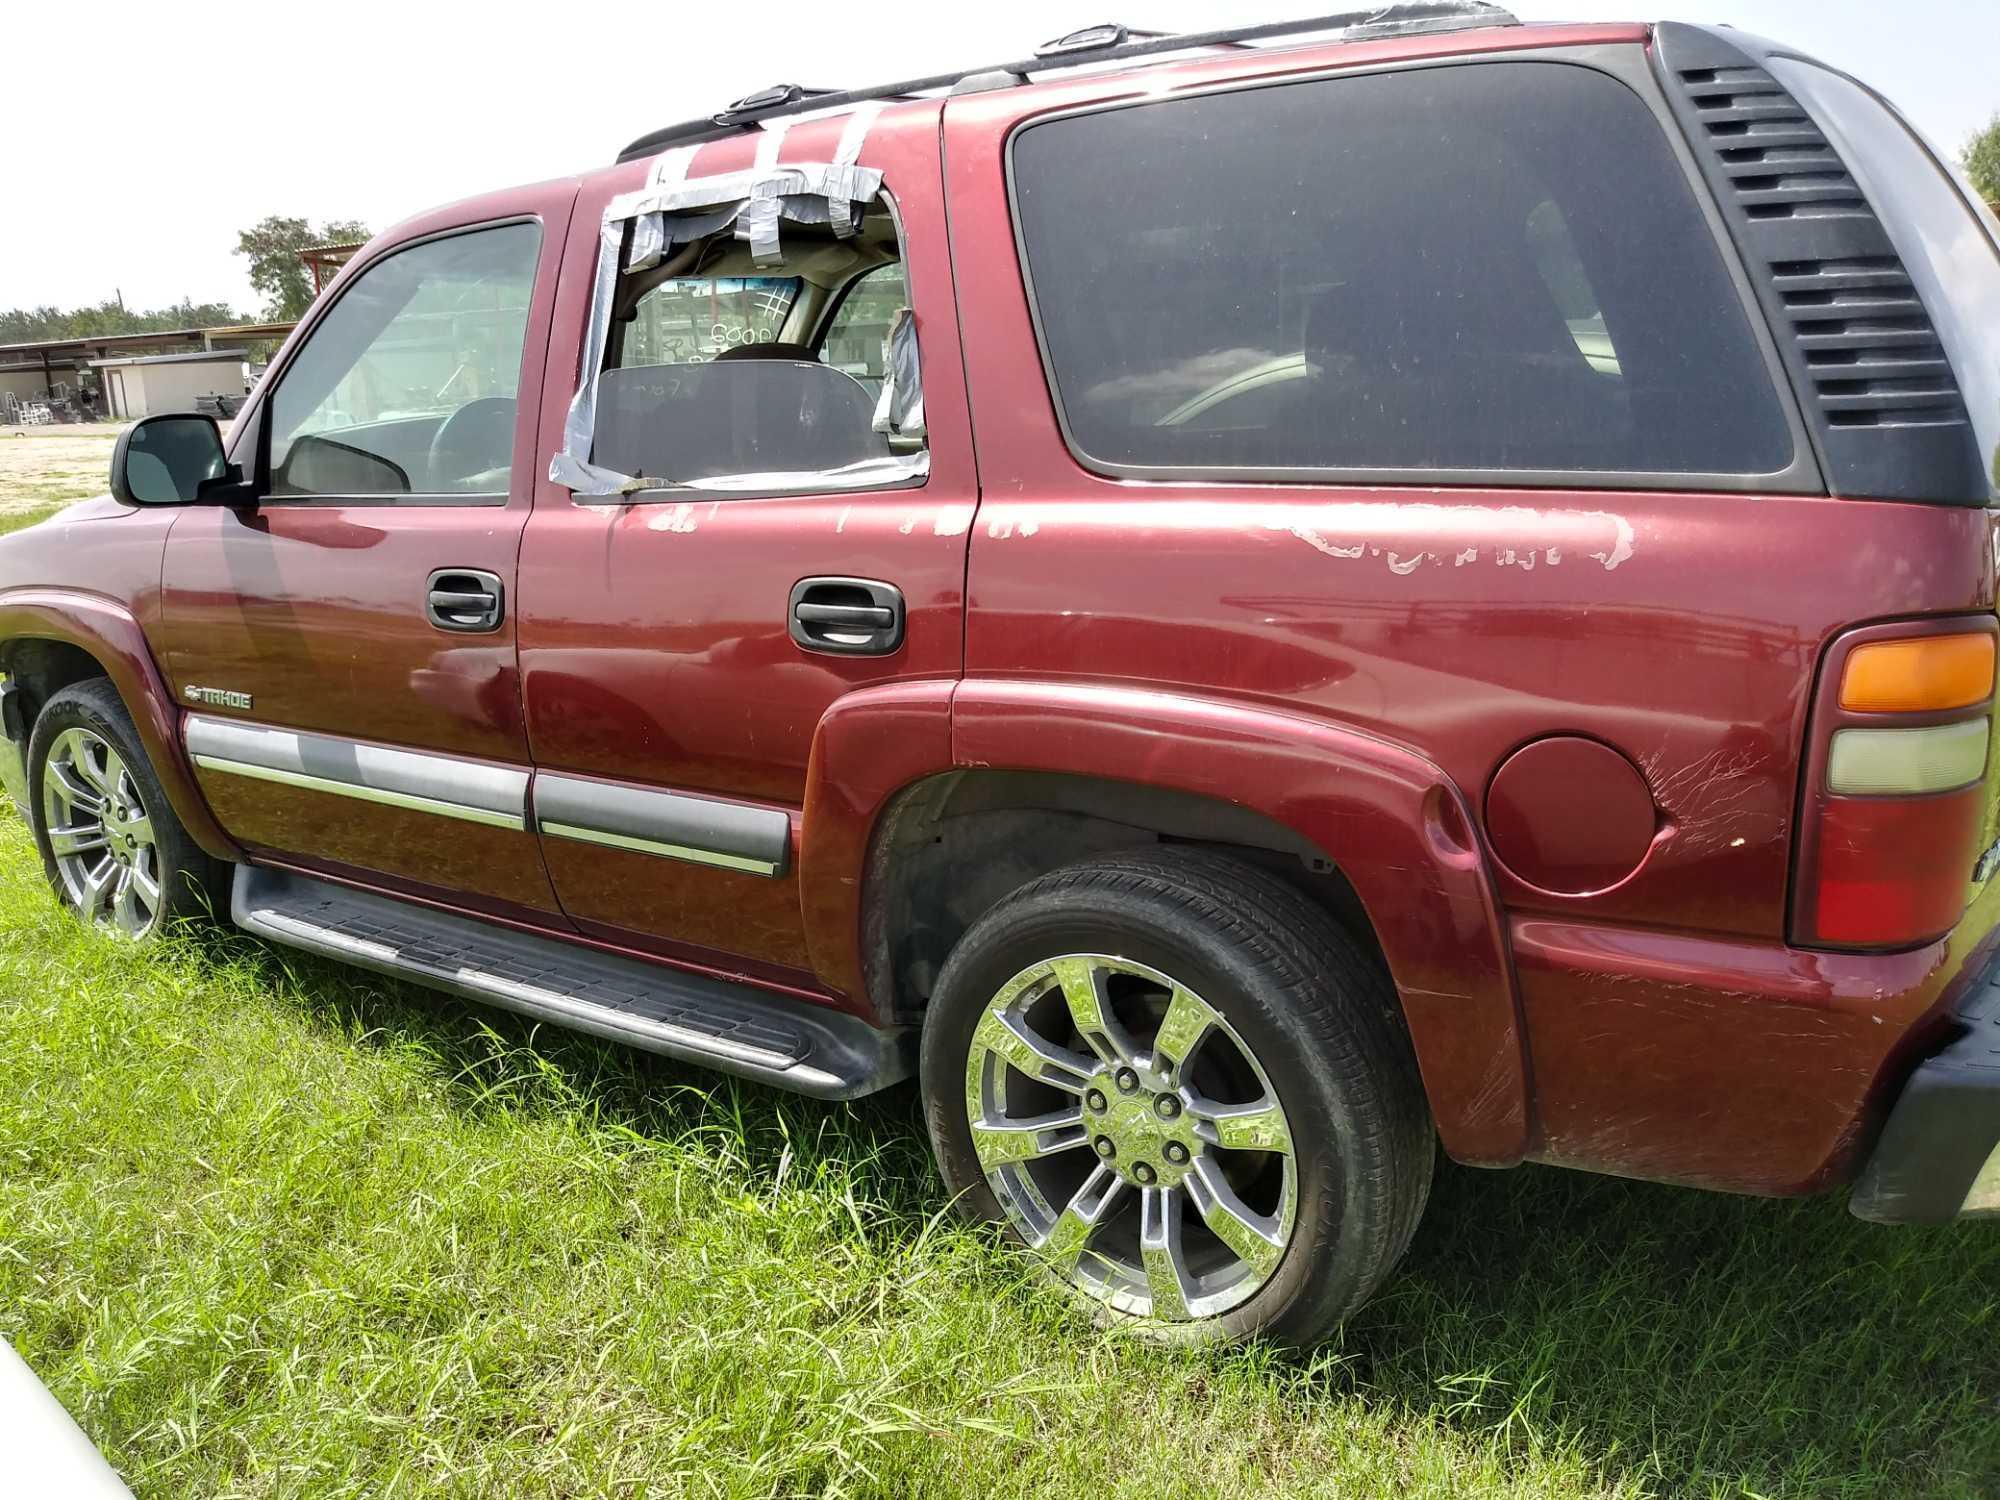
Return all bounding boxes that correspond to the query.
[921,847,1433,1346]
[27,679,224,940]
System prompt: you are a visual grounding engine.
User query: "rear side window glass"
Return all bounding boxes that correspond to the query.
[1010,62,1793,479]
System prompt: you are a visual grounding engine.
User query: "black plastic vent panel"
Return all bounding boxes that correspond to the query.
[1654,24,1983,503]
[1769,257,1965,431]
[1677,63,1869,222]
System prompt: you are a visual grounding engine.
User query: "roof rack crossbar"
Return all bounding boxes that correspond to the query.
[615,3,1520,161]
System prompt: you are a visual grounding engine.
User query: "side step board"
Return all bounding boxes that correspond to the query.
[231,866,911,1100]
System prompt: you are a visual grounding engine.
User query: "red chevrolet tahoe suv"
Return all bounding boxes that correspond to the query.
[3,5,1997,1346]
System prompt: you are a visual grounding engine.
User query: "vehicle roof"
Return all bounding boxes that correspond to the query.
[613,14,1653,166]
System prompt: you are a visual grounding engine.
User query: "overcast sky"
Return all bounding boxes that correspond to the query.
[3,0,1994,314]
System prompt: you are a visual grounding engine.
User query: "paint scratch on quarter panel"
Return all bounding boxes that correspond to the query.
[1274,519,1365,559]
[646,503,699,534]
[1588,514,1635,571]
[983,501,1637,573]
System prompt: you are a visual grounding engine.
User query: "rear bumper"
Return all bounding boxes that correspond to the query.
[1850,956,2000,1224]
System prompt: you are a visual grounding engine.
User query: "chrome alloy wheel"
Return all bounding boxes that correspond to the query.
[40,726,162,937]
[964,954,1297,1323]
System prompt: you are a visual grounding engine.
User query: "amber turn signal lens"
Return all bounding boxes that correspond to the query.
[1839,633,1996,713]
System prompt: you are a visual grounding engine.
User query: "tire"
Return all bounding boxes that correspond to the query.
[921,846,1433,1347]
[26,678,227,940]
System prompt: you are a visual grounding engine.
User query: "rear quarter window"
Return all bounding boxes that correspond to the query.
[1008,61,1794,482]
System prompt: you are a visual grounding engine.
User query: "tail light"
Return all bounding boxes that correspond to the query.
[1796,622,1997,950]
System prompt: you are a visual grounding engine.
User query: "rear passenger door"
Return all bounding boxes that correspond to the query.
[516,105,975,992]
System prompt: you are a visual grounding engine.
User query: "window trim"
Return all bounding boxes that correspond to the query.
[254,215,545,510]
[1001,45,1823,495]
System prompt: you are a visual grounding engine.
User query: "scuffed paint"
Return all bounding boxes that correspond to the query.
[835,505,851,534]
[1274,520,1364,559]
[972,500,1638,575]
[1588,515,1635,571]
[933,506,974,537]
[646,503,699,534]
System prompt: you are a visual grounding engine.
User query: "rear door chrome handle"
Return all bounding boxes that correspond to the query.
[426,569,505,633]
[789,577,904,656]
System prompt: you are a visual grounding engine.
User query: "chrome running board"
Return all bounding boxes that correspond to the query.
[231,865,909,1099]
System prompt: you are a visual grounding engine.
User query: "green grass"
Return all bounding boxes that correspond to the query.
[0,815,1993,1498]
[0,501,69,536]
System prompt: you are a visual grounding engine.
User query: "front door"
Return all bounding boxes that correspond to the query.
[157,198,574,920]
[515,108,974,992]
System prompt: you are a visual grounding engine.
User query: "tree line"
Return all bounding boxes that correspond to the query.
[2,215,372,346]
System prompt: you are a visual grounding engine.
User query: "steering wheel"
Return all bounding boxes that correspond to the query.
[426,396,517,492]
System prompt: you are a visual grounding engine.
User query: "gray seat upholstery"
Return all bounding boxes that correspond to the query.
[594,360,891,482]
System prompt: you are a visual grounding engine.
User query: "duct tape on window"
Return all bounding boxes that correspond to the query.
[550,114,917,498]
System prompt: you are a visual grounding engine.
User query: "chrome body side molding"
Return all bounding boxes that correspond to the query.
[185,716,530,831]
[534,773,791,877]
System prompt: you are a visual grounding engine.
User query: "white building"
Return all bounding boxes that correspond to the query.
[88,350,249,420]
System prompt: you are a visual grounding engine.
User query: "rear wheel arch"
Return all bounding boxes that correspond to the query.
[862,768,1387,1023]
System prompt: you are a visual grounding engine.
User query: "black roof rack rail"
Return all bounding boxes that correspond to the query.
[614,3,1520,162]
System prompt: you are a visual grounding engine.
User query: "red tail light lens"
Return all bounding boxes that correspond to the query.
[1796,621,1997,951]
[1808,785,1986,946]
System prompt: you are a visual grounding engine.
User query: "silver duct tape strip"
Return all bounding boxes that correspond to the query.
[871,308,926,439]
[736,120,793,267]
[606,162,885,230]
[827,102,885,237]
[626,144,696,273]
[550,216,644,494]
[626,450,930,496]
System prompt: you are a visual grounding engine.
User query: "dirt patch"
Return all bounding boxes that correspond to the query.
[0,424,126,517]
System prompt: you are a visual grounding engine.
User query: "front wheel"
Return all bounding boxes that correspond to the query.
[921,847,1434,1346]
[27,679,225,940]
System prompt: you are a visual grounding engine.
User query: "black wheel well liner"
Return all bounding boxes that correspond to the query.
[860,769,1385,1024]
[1,637,112,727]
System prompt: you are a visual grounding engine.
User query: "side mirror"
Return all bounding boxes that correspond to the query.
[110,414,248,506]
